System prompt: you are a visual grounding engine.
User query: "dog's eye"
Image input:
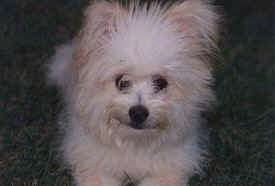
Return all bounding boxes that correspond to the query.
[152,75,168,93]
[116,74,131,91]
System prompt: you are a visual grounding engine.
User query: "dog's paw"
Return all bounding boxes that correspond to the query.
[139,175,184,186]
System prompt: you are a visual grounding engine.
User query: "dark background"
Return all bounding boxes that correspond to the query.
[0,0,274,185]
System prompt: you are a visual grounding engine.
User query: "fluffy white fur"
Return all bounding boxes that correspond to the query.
[48,0,219,185]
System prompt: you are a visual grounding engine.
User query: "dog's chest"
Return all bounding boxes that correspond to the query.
[98,145,183,179]
[100,148,156,177]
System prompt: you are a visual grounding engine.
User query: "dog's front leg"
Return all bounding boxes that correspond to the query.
[139,173,184,186]
[76,174,101,186]
[77,174,121,186]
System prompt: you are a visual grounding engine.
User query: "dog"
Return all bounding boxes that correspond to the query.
[48,0,219,185]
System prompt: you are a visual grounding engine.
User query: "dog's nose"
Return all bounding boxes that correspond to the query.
[129,105,149,124]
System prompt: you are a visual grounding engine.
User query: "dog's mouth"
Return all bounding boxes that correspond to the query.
[109,116,169,131]
[128,121,151,130]
[104,116,171,145]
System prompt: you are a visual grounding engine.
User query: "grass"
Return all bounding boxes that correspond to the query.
[0,0,274,185]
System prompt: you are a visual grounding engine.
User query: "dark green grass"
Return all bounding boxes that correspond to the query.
[1,0,274,185]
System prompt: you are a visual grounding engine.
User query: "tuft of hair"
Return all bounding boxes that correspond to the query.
[47,41,75,94]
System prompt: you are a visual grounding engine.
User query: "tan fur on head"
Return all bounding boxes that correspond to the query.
[48,0,219,185]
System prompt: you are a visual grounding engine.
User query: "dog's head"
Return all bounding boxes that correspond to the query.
[49,0,218,147]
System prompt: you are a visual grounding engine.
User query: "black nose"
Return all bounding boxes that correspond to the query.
[129,105,149,124]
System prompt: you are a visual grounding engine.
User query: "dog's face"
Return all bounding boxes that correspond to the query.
[65,1,218,146]
[74,46,190,145]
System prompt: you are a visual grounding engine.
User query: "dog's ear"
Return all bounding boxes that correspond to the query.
[74,1,126,66]
[165,0,219,53]
[81,1,126,40]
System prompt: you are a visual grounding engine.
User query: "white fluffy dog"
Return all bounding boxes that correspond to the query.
[48,0,219,185]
